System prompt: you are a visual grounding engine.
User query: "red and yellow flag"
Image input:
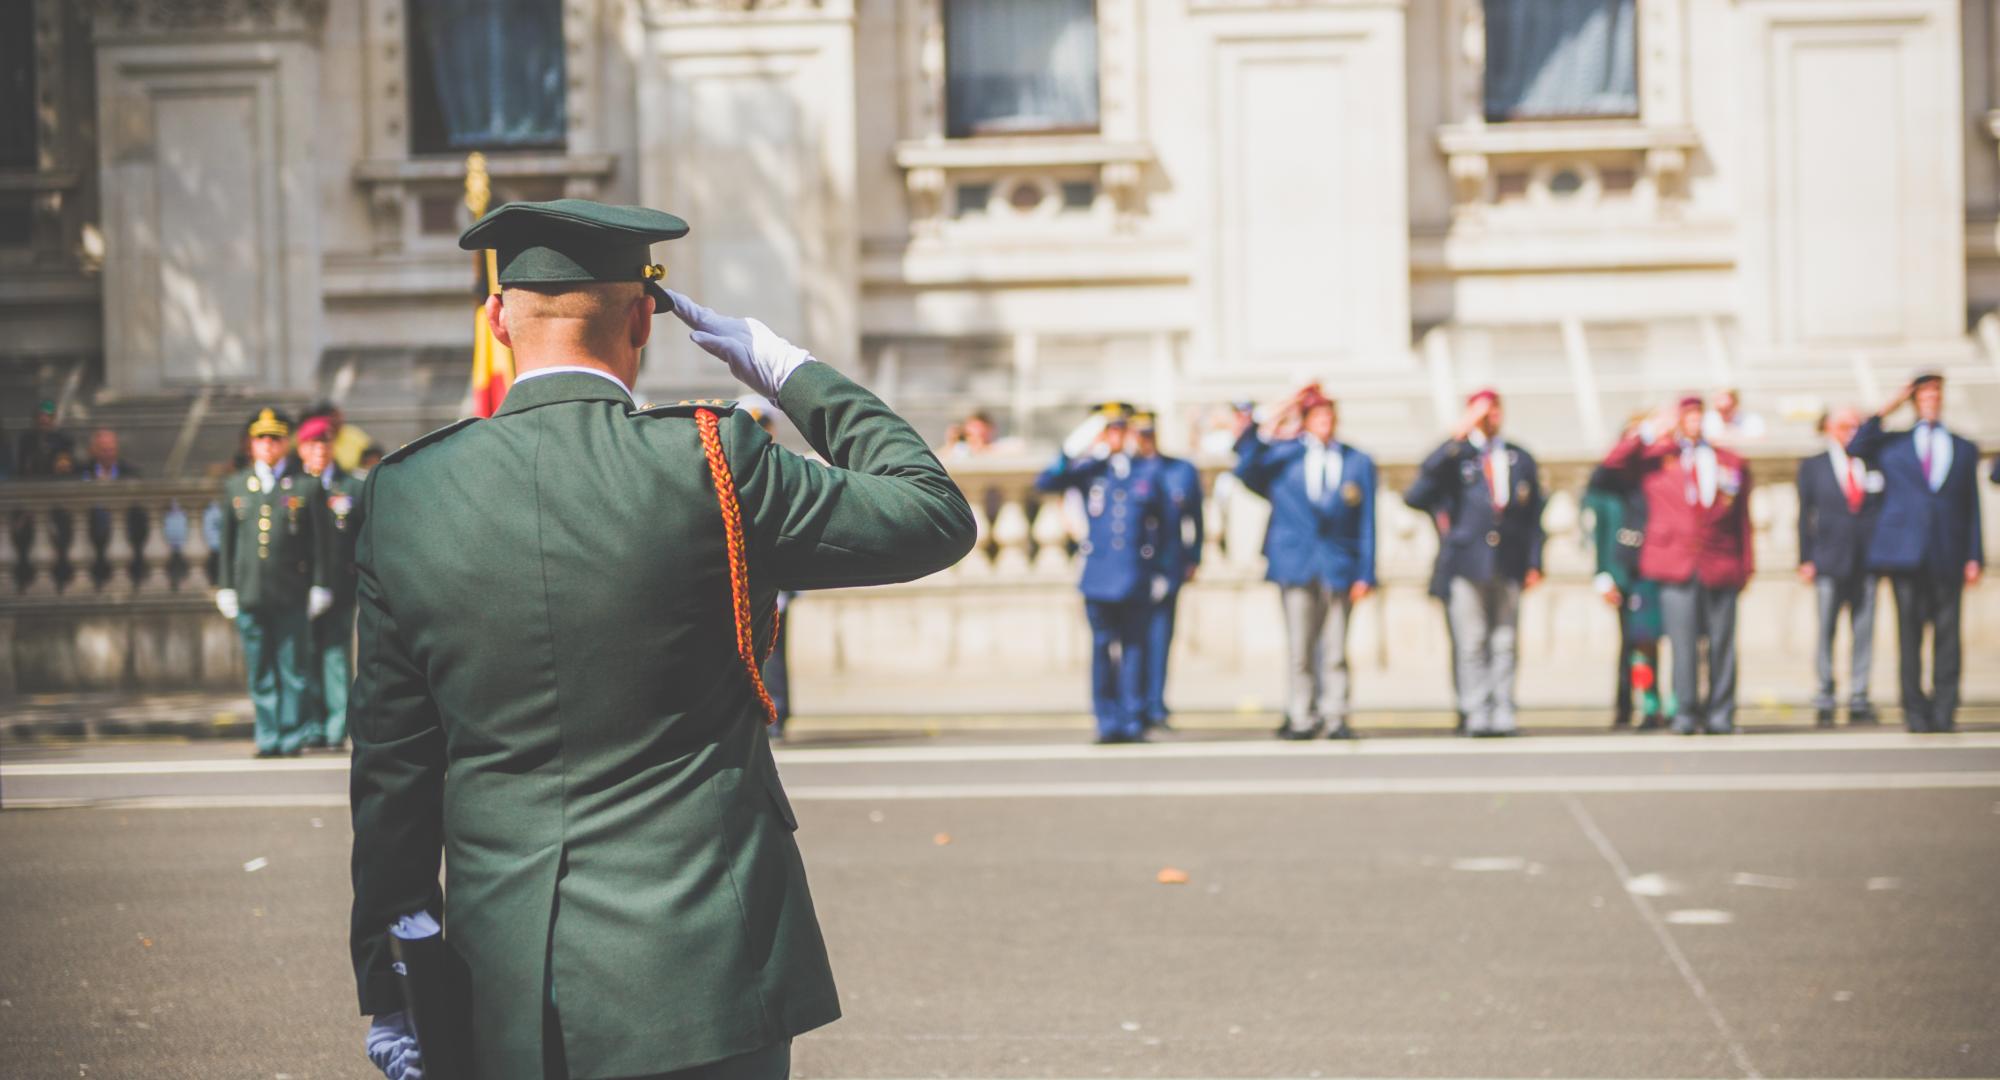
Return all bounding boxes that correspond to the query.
[465,153,514,417]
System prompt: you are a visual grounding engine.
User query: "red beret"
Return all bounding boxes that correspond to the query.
[1677,395,1704,410]
[1299,386,1332,413]
[296,416,334,443]
[1466,387,1500,407]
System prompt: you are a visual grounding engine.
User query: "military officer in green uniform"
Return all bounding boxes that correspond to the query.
[350,200,977,1080]
[296,414,363,749]
[215,409,333,758]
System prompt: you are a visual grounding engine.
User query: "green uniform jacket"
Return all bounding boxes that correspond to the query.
[314,464,365,608]
[349,364,976,1080]
[217,464,330,613]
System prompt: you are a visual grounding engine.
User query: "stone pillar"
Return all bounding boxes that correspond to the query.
[633,0,860,397]
[92,0,327,395]
[1733,0,1964,351]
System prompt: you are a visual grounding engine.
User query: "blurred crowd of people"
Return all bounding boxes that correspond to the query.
[1022,372,1990,743]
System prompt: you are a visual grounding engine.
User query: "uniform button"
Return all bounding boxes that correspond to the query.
[1112,540,1125,550]
[258,520,272,532]
[1486,531,1501,547]
[259,505,271,516]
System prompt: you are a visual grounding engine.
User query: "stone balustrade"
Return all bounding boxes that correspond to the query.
[3,455,1996,708]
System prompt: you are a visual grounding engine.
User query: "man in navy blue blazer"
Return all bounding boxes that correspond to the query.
[1846,373,1985,733]
[1038,403,1171,744]
[1796,407,1884,727]
[1233,384,1376,740]
[1404,389,1545,737]
[1133,412,1203,730]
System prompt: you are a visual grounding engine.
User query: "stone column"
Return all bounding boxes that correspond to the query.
[91,0,327,395]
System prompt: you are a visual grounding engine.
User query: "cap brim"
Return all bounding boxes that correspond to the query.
[645,281,672,312]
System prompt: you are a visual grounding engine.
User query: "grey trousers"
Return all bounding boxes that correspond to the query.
[1659,580,1739,733]
[1812,573,1877,711]
[1280,583,1352,731]
[1446,576,1522,734]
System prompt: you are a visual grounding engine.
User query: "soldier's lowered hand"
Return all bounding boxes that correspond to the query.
[365,1009,423,1080]
[663,288,816,399]
[214,588,239,620]
[308,586,333,620]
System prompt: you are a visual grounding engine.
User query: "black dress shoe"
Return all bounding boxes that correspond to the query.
[1848,706,1879,725]
[254,749,281,759]
[1612,713,1633,729]
[1815,708,1835,729]
[1637,714,1668,731]
[1325,725,1357,740]
[1277,725,1319,741]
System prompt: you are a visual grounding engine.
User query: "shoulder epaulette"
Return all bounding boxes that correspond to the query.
[632,398,737,419]
[380,417,479,466]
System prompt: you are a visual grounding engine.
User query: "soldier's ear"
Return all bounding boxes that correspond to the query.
[629,293,655,351]
[485,295,513,349]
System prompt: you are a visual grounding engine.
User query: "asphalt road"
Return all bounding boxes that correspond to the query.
[2,730,1997,1079]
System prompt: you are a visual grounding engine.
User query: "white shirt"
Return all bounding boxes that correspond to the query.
[1825,439,1865,499]
[512,365,637,406]
[1914,421,1953,491]
[1468,430,1509,508]
[1302,435,1343,503]
[253,458,286,488]
[1677,438,1717,508]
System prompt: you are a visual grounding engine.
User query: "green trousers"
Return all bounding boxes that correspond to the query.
[236,609,309,754]
[305,604,354,746]
[544,1038,789,1080]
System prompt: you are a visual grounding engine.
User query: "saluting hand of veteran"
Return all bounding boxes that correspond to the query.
[663,288,816,399]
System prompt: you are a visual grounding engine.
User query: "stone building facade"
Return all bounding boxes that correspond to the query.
[2,0,1997,464]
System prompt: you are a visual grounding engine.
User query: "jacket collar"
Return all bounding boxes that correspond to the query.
[495,370,636,416]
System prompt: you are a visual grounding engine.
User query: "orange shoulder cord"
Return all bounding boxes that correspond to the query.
[695,409,781,727]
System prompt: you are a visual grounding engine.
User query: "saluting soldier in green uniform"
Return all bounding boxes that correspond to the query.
[296,414,363,749]
[215,409,334,758]
[350,200,977,1080]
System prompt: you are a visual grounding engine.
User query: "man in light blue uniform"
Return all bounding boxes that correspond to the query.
[1037,403,1170,744]
[1132,412,1203,730]
[1233,385,1376,740]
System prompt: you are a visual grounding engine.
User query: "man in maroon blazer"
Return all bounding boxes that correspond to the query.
[1601,396,1756,734]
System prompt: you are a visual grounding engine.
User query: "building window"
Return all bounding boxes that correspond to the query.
[1,0,36,170]
[944,0,1099,138]
[407,0,567,155]
[1483,0,1637,122]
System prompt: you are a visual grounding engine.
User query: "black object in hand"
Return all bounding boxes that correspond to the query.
[390,923,475,1080]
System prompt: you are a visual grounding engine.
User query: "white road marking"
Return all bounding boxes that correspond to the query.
[1729,872,1797,890]
[241,857,268,873]
[1624,873,1682,897]
[6,730,1996,778]
[1564,793,1762,1079]
[1450,856,1528,872]
[1665,909,1737,925]
[1865,876,1903,891]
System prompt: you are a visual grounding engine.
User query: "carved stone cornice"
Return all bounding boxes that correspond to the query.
[640,0,848,26]
[87,0,328,35]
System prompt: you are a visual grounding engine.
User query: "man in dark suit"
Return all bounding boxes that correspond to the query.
[1601,396,1755,735]
[1796,407,1883,726]
[1133,412,1203,730]
[1233,384,1376,740]
[1404,389,1545,737]
[1845,373,1984,733]
[350,201,976,1080]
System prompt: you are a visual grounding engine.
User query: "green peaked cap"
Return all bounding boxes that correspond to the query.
[459,198,689,310]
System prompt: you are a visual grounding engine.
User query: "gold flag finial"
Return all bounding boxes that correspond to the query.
[464,151,491,219]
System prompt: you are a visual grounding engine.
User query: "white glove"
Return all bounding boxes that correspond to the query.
[215,589,239,620]
[1150,575,1170,603]
[308,586,333,619]
[366,1010,424,1080]
[663,289,816,399]
[1062,415,1108,458]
